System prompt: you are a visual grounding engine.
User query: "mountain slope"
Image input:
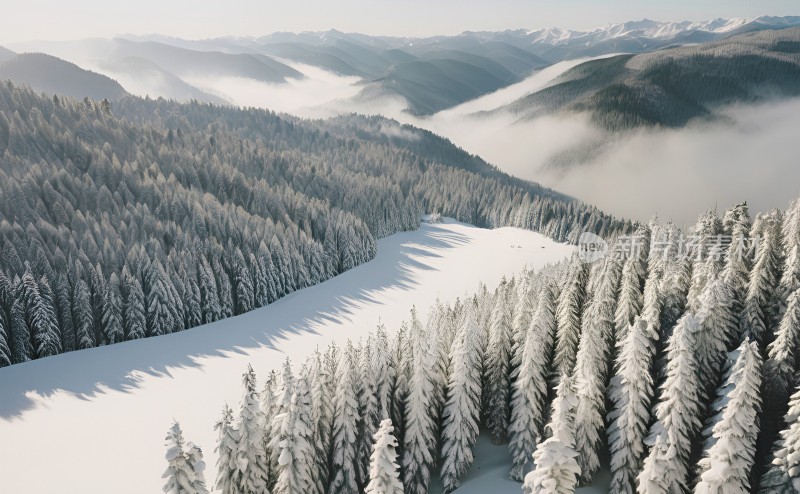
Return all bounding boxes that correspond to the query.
[0,46,14,63]
[0,53,128,100]
[111,39,303,82]
[97,56,230,104]
[497,27,800,130]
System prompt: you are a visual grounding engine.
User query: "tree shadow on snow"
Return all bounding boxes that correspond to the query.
[0,222,471,419]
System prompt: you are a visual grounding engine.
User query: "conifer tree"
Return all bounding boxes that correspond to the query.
[366,419,404,494]
[553,255,589,383]
[741,211,782,347]
[271,373,315,494]
[102,273,124,345]
[236,365,270,494]
[329,343,360,494]
[440,307,484,493]
[122,266,146,340]
[637,314,704,494]
[607,317,658,494]
[214,404,239,494]
[485,283,515,444]
[760,383,800,493]
[508,282,557,481]
[163,422,208,494]
[403,308,439,494]
[695,339,762,494]
[573,257,620,483]
[523,374,581,494]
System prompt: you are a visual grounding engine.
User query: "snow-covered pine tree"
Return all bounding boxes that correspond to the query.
[102,272,124,345]
[523,374,581,494]
[329,342,360,494]
[271,372,315,494]
[780,197,800,304]
[694,276,738,400]
[190,396,224,494]
[440,306,485,493]
[373,324,394,420]
[686,210,723,312]
[185,442,210,494]
[761,289,800,462]
[236,365,270,494]
[9,293,33,363]
[390,323,412,449]
[658,224,691,344]
[485,281,515,444]
[0,303,10,367]
[508,282,557,481]
[614,225,649,344]
[147,259,176,337]
[607,317,659,494]
[366,419,404,494]
[260,369,280,491]
[309,346,336,494]
[33,275,61,357]
[759,381,800,493]
[358,335,382,489]
[637,314,704,494]
[511,275,535,366]
[196,256,222,325]
[553,255,589,383]
[403,308,439,494]
[573,256,621,484]
[162,422,208,494]
[122,266,146,340]
[741,210,782,348]
[695,339,762,493]
[721,203,752,331]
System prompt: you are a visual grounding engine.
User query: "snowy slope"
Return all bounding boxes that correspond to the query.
[0,219,573,494]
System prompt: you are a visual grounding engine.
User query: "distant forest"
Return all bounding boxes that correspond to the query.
[0,83,625,366]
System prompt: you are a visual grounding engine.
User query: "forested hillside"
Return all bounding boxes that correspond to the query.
[185,196,800,494]
[498,27,800,130]
[0,83,624,367]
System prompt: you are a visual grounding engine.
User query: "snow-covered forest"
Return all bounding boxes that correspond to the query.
[171,197,800,494]
[0,84,625,367]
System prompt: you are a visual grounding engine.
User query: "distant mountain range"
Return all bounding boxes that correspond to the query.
[1,15,800,115]
[493,27,800,130]
[0,53,128,101]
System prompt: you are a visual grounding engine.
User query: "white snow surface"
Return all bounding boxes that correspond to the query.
[0,219,572,494]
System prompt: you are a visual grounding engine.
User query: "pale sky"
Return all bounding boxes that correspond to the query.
[1,0,798,44]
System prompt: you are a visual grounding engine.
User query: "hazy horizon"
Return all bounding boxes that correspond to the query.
[1,0,799,44]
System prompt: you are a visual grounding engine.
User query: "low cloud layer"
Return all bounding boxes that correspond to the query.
[371,93,800,226]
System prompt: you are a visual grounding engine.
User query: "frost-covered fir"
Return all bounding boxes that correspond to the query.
[638,314,704,494]
[695,339,762,494]
[523,374,581,494]
[508,282,557,481]
[553,255,588,382]
[236,365,271,494]
[403,309,439,494]
[485,280,515,444]
[572,256,620,484]
[162,422,209,494]
[366,419,404,494]
[607,317,658,494]
[440,307,484,493]
[270,371,315,494]
[760,383,800,493]
[329,343,361,494]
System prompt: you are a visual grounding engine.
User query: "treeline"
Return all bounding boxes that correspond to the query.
[0,82,625,367]
[186,195,800,494]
